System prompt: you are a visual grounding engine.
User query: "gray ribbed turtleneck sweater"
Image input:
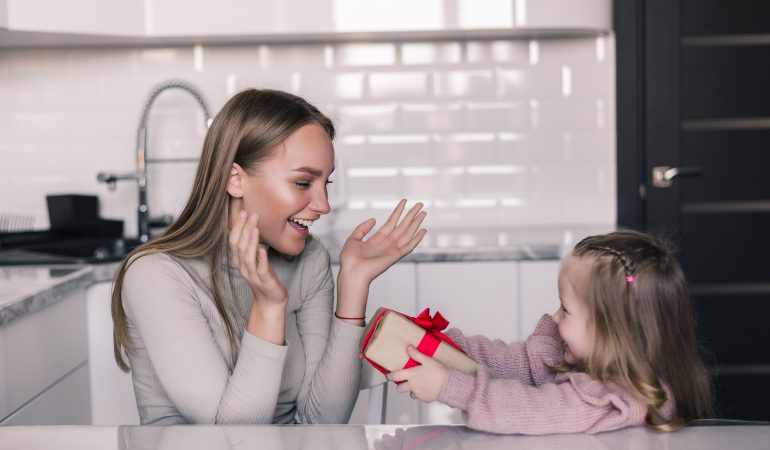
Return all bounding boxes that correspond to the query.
[121,236,364,425]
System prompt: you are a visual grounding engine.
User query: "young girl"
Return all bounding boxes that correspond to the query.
[112,89,427,425]
[389,230,712,434]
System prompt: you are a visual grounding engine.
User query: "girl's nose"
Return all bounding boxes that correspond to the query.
[553,309,562,323]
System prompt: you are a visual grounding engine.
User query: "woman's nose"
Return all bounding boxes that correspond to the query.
[310,186,331,215]
[553,309,562,323]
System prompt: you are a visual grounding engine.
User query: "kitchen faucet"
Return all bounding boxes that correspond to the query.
[97,80,213,243]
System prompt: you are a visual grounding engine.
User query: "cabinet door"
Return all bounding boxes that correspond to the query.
[0,326,6,419]
[1,363,90,425]
[416,261,519,424]
[3,289,88,421]
[5,0,143,35]
[519,260,561,340]
[87,282,140,425]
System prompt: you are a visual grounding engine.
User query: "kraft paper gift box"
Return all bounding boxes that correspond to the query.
[361,307,478,377]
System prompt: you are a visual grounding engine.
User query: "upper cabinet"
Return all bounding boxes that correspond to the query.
[0,0,611,47]
[1,0,144,35]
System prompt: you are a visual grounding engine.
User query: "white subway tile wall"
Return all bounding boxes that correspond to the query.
[0,36,615,237]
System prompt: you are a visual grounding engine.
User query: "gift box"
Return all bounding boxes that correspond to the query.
[361,307,478,377]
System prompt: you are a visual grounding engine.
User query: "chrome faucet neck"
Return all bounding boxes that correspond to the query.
[98,79,212,243]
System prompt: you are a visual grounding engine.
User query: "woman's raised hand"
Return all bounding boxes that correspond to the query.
[229,211,288,307]
[339,199,427,285]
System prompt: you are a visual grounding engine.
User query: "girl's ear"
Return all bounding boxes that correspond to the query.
[226,163,245,198]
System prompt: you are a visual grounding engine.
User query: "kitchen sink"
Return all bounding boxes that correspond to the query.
[0,237,142,265]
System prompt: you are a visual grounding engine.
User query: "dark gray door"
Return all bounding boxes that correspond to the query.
[616,0,770,420]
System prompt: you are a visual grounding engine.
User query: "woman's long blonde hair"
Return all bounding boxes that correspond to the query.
[559,229,712,431]
[111,89,335,371]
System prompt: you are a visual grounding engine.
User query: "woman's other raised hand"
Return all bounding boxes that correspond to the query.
[339,199,427,285]
[335,199,427,323]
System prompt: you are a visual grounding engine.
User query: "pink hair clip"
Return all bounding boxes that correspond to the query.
[625,275,635,283]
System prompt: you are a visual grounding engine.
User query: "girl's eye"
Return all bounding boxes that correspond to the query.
[326,180,334,185]
[295,181,311,189]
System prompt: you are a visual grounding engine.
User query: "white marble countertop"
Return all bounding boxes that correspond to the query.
[0,265,94,326]
[0,424,768,450]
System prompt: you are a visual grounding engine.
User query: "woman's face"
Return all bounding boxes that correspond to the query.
[553,254,594,365]
[233,123,334,256]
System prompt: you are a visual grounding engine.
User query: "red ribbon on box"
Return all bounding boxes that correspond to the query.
[360,308,464,378]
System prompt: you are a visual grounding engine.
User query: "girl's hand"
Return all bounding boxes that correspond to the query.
[339,199,427,285]
[388,346,448,403]
[229,211,288,307]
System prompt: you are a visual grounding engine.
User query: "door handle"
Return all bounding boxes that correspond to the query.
[651,166,703,188]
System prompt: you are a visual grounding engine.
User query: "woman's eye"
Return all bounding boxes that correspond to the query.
[295,182,311,189]
[326,180,334,185]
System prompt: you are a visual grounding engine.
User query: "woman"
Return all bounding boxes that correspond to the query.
[111,89,427,425]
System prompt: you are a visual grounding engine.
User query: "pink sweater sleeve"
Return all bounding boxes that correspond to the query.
[445,315,564,384]
[438,368,647,435]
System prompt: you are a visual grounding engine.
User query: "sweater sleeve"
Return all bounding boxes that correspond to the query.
[438,365,644,435]
[122,253,288,424]
[293,242,364,424]
[445,315,564,384]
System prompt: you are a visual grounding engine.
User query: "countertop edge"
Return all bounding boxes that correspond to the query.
[0,266,95,327]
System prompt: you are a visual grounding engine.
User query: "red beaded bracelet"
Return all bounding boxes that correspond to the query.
[334,312,366,321]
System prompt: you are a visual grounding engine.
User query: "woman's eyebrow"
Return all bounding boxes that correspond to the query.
[291,166,335,177]
[291,166,323,176]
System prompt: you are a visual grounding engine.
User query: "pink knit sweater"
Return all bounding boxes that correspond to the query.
[439,315,673,435]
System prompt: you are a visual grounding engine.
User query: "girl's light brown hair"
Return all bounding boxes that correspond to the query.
[111,89,335,371]
[564,229,712,431]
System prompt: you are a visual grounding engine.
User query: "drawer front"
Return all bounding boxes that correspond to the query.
[1,363,90,425]
[2,289,88,418]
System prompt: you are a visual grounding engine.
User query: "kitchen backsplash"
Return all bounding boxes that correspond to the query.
[0,36,615,237]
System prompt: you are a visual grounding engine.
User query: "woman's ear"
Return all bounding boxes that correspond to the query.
[226,163,245,198]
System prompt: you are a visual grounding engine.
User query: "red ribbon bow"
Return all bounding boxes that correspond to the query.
[412,308,449,332]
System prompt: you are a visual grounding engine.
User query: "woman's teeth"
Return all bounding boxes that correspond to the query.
[289,217,314,228]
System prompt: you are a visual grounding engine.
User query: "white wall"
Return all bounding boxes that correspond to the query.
[0,36,615,236]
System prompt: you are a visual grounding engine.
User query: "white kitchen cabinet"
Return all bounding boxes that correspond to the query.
[416,261,519,424]
[86,281,140,425]
[1,0,144,35]
[519,260,561,339]
[1,0,611,47]
[1,364,91,425]
[0,326,6,419]
[0,287,90,424]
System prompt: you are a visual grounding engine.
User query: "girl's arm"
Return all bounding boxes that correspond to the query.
[446,315,564,384]
[123,253,287,424]
[439,366,643,435]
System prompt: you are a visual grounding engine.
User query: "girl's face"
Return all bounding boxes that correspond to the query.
[230,123,334,256]
[553,254,594,365]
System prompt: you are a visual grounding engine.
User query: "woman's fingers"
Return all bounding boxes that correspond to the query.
[237,214,255,255]
[256,245,269,277]
[349,217,377,242]
[391,202,424,240]
[229,210,248,266]
[397,210,427,248]
[402,228,428,256]
[379,199,407,235]
[244,228,260,280]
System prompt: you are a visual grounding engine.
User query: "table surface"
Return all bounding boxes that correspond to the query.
[0,424,768,450]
